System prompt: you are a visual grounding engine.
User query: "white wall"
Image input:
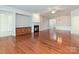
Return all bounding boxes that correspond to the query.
[49,19,56,29]
[32,13,40,22]
[0,11,16,37]
[40,16,49,31]
[54,16,71,31]
[71,8,79,35]
[16,14,32,28]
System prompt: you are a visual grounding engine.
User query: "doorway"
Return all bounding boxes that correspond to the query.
[49,19,56,30]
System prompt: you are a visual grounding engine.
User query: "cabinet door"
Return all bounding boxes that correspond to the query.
[16,28,21,35]
[28,28,31,33]
[25,28,27,33]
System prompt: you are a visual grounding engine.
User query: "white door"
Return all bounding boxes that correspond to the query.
[0,11,15,37]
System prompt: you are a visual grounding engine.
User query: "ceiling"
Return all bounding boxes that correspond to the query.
[7,5,79,17]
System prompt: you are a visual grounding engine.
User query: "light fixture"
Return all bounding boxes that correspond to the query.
[51,10,56,14]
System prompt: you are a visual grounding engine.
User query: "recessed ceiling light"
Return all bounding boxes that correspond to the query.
[51,10,56,14]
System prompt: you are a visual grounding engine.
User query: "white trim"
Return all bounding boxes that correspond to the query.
[56,26,71,31]
[0,31,16,37]
[71,30,79,35]
[0,6,32,16]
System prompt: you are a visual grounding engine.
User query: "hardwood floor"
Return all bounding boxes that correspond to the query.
[0,30,79,54]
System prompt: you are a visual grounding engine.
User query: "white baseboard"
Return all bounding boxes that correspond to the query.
[0,31,15,37]
[71,30,79,35]
[56,26,71,31]
[39,27,49,31]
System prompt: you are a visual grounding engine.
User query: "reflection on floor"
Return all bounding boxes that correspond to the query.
[0,30,79,54]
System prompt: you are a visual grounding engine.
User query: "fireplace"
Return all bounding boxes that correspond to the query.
[34,25,39,32]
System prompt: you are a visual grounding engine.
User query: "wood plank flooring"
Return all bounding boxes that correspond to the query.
[0,30,79,54]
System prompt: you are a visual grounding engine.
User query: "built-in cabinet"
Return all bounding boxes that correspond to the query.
[16,14,32,36]
[16,27,31,35]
